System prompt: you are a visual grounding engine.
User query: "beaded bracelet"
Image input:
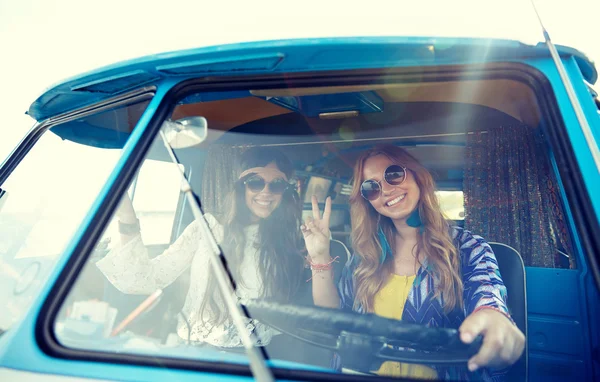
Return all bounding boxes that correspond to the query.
[305,255,339,282]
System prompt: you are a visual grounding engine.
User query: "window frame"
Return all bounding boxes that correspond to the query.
[34,64,600,381]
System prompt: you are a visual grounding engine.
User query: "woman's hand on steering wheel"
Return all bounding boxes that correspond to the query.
[459,307,525,372]
[301,195,332,262]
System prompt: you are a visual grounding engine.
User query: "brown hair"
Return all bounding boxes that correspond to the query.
[350,144,463,313]
[199,147,305,325]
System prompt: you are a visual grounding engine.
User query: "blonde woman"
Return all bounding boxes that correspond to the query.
[302,145,524,380]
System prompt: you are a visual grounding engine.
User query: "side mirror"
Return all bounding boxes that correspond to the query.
[162,116,208,149]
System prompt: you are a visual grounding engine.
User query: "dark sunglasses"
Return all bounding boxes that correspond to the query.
[360,165,407,201]
[244,175,290,195]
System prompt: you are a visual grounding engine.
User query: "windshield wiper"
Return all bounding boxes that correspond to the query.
[157,123,275,382]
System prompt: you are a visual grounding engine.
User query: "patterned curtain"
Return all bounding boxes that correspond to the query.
[200,144,245,218]
[463,125,574,268]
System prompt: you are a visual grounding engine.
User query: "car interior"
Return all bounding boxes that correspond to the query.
[64,72,578,380]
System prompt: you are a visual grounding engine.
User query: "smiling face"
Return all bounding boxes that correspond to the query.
[362,154,421,224]
[244,162,284,220]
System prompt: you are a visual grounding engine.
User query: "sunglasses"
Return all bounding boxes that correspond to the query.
[360,165,407,201]
[244,175,290,195]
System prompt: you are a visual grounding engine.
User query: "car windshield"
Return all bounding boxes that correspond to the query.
[51,69,580,380]
[0,100,150,334]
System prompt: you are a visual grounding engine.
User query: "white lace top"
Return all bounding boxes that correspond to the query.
[96,213,278,347]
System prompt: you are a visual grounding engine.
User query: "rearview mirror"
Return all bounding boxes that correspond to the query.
[162,116,208,149]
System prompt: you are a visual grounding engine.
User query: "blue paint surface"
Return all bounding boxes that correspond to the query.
[27,37,597,121]
[1,36,598,381]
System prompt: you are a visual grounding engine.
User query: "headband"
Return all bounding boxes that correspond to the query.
[239,167,288,182]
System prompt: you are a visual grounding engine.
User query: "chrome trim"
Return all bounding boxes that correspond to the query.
[545,39,600,174]
[0,87,155,184]
[0,119,50,185]
[44,86,155,126]
[531,0,600,176]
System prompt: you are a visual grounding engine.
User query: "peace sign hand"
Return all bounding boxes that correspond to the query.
[301,195,332,262]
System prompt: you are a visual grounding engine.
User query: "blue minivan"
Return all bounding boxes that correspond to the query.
[0,35,598,381]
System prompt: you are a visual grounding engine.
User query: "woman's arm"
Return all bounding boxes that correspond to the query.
[303,196,341,308]
[309,252,340,308]
[96,205,220,294]
[459,230,511,316]
[456,229,525,372]
[115,193,140,245]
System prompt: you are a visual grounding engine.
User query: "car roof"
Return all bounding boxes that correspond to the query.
[27,36,597,121]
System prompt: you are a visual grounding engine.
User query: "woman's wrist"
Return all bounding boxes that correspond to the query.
[308,253,332,265]
[471,305,515,325]
[117,212,138,224]
[118,218,141,235]
[305,254,339,282]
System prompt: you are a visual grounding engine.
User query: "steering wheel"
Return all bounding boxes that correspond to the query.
[242,299,482,373]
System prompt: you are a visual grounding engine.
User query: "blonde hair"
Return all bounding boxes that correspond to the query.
[350,145,463,313]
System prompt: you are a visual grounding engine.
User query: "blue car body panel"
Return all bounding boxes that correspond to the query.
[0,37,598,381]
[28,37,597,121]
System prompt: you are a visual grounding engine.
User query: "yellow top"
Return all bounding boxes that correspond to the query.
[372,274,438,380]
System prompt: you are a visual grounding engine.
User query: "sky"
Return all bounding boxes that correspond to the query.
[0,0,599,162]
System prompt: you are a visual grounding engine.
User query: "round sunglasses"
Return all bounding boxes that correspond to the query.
[360,165,407,201]
[244,175,290,195]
